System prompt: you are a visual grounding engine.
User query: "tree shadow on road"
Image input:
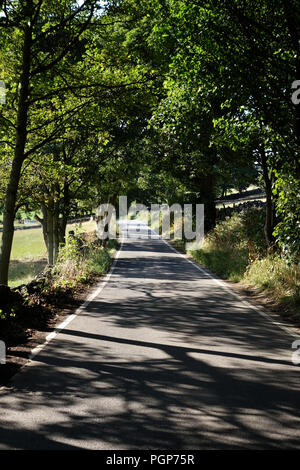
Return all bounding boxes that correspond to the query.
[0,328,299,450]
[0,239,299,449]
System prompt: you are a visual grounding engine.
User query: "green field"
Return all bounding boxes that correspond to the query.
[0,220,97,287]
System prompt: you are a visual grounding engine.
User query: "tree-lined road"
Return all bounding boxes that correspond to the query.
[0,221,299,449]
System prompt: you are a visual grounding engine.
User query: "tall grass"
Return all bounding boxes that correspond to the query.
[189,214,250,282]
[177,210,300,310]
[0,234,118,347]
[51,235,118,289]
[244,256,300,307]
[0,220,98,287]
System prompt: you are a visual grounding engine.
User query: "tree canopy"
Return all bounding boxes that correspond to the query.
[0,0,299,284]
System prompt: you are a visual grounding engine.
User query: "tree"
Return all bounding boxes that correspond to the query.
[0,0,158,283]
[0,0,103,284]
[140,0,299,250]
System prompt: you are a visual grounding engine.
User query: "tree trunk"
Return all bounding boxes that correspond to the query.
[58,216,68,245]
[295,58,300,179]
[0,25,32,285]
[36,205,49,250]
[260,146,275,247]
[37,206,64,265]
[47,210,54,265]
[53,212,59,264]
[197,174,216,233]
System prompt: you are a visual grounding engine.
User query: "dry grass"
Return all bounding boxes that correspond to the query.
[175,212,300,311]
[244,256,300,308]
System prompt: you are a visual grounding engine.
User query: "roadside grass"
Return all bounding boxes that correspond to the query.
[189,213,251,282]
[0,234,118,349]
[51,236,118,289]
[174,211,300,311]
[190,246,249,282]
[244,257,300,308]
[0,220,97,287]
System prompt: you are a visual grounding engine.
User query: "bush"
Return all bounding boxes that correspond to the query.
[239,208,267,259]
[187,213,256,282]
[244,256,300,307]
[181,211,299,310]
[273,172,300,264]
[0,234,118,347]
[51,234,118,289]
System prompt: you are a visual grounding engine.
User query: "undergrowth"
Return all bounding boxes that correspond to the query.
[51,234,117,289]
[0,232,119,347]
[175,209,300,310]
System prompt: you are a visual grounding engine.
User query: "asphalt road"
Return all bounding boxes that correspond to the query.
[0,220,299,449]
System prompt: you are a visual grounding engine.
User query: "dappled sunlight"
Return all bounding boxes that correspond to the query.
[0,235,299,449]
[1,331,299,449]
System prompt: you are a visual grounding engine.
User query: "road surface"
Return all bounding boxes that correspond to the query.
[0,220,299,449]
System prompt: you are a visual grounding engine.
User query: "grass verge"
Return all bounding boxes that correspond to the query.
[174,211,300,313]
[0,234,119,349]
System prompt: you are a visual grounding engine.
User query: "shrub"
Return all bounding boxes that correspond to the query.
[273,172,300,264]
[183,211,299,310]
[187,213,254,281]
[51,234,117,289]
[0,234,118,347]
[244,256,300,307]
